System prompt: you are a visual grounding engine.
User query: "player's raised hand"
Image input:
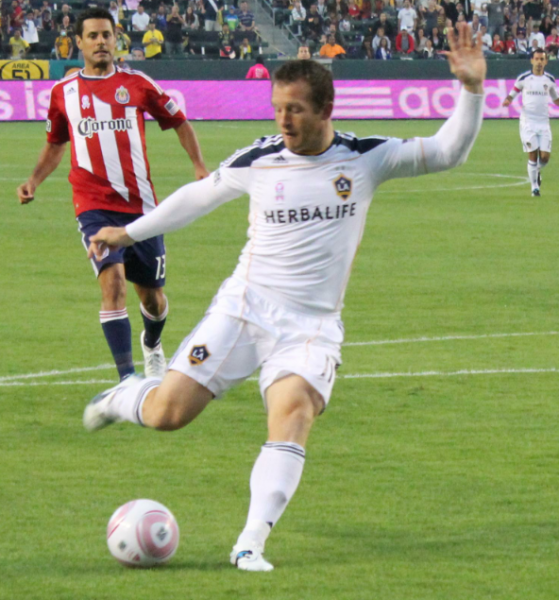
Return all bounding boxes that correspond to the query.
[17,181,36,204]
[444,22,486,94]
[88,226,134,261]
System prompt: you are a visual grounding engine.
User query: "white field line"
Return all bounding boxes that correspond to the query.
[1,331,557,384]
[344,331,559,347]
[1,368,557,387]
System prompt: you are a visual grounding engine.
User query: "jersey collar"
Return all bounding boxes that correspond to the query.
[79,65,118,80]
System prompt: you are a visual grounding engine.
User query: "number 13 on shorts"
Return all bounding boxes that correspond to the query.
[155,254,166,280]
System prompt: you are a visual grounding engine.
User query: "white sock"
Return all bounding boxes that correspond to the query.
[528,160,538,190]
[108,377,161,425]
[537,158,547,181]
[236,442,306,550]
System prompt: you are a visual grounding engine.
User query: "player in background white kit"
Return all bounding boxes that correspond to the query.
[84,24,486,572]
[503,48,559,197]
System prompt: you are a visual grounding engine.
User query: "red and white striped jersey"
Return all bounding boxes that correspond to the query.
[46,66,186,217]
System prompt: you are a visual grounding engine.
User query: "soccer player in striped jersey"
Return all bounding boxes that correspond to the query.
[84,25,485,571]
[17,8,208,381]
[503,48,559,197]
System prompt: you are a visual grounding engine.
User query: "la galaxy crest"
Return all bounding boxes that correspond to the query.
[188,345,210,366]
[333,174,352,200]
[115,86,130,104]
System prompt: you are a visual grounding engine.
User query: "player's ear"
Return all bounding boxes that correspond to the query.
[76,35,83,49]
[322,101,334,121]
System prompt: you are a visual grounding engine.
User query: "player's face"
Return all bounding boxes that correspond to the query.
[77,19,116,72]
[531,52,547,74]
[272,80,332,155]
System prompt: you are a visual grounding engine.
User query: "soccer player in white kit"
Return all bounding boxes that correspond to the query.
[503,48,559,197]
[84,24,486,571]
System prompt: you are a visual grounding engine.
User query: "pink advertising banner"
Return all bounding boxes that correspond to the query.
[1,79,557,121]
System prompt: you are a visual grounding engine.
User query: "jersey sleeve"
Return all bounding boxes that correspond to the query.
[549,81,558,101]
[126,170,246,242]
[367,88,484,185]
[46,84,70,144]
[140,74,187,130]
[508,76,524,99]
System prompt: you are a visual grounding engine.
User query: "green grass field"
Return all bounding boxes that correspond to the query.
[1,119,558,600]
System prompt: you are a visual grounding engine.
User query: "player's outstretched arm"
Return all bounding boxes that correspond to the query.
[17,142,66,204]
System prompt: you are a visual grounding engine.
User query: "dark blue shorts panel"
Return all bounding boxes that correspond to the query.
[77,209,166,288]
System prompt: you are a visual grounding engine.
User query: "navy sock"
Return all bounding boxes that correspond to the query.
[140,296,168,349]
[100,309,135,381]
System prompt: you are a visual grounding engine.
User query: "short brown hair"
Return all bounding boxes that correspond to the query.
[76,7,115,37]
[273,60,334,112]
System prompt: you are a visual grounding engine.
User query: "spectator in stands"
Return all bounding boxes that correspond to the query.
[338,15,351,31]
[395,26,415,53]
[371,12,394,39]
[316,0,328,18]
[546,27,559,55]
[360,35,373,58]
[375,36,391,58]
[59,15,75,36]
[423,38,435,57]
[218,22,236,57]
[515,29,529,53]
[471,0,488,26]
[304,4,323,48]
[109,1,120,26]
[238,1,255,31]
[22,9,38,52]
[32,8,42,30]
[529,26,545,49]
[540,15,554,37]
[131,46,145,59]
[202,0,222,32]
[420,0,439,36]
[225,5,239,30]
[296,43,311,58]
[155,5,168,31]
[430,25,443,50]
[166,5,184,55]
[10,28,29,57]
[492,32,505,52]
[503,31,516,53]
[239,36,252,58]
[327,21,346,46]
[291,0,307,36]
[347,0,360,19]
[415,27,427,54]
[41,7,53,31]
[9,0,24,33]
[115,22,131,58]
[487,0,505,38]
[246,55,270,78]
[184,4,200,29]
[54,28,72,59]
[319,32,346,57]
[470,14,481,36]
[480,24,492,53]
[523,0,541,22]
[372,25,390,52]
[398,0,417,33]
[55,3,75,28]
[142,19,164,58]
[330,0,348,19]
[132,5,150,31]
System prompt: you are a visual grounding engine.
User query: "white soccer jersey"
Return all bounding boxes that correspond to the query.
[127,89,483,317]
[509,70,558,125]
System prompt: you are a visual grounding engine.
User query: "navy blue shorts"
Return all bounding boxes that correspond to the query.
[77,209,166,289]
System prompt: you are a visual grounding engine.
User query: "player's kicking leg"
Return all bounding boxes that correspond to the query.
[230,375,324,572]
[537,149,551,195]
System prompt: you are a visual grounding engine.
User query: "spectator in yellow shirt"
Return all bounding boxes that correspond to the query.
[115,23,131,58]
[54,29,73,59]
[142,20,164,59]
[10,29,30,58]
[319,34,346,58]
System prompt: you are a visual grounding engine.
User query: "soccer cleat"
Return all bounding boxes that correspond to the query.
[83,374,142,432]
[532,188,541,197]
[230,544,274,572]
[141,331,166,378]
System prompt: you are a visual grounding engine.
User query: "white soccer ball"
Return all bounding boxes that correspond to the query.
[107,499,180,567]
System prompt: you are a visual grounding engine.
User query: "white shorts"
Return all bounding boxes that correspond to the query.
[520,121,552,153]
[168,278,344,407]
